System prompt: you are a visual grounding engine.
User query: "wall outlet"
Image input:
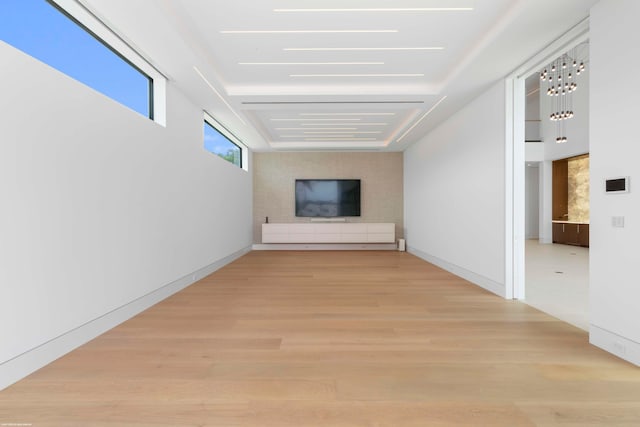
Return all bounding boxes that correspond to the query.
[612,216,625,228]
[613,341,627,355]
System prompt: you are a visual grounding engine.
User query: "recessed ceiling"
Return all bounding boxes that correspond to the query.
[83,0,597,151]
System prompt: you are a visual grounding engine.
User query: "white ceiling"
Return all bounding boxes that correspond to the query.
[83,0,597,151]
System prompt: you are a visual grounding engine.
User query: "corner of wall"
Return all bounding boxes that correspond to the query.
[408,246,506,298]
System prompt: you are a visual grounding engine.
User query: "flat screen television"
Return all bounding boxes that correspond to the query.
[295,179,361,217]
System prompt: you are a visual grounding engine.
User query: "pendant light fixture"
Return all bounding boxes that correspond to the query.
[539,44,587,143]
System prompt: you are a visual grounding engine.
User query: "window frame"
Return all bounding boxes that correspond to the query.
[47,0,167,125]
[204,113,248,170]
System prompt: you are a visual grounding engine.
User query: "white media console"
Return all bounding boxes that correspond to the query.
[262,223,395,244]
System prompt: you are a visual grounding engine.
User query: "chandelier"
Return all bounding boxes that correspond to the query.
[539,45,587,143]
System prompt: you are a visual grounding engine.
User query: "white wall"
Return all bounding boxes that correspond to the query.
[525,83,541,142]
[525,142,545,162]
[0,41,253,385]
[538,160,553,243]
[525,165,540,239]
[588,0,640,365]
[404,81,506,296]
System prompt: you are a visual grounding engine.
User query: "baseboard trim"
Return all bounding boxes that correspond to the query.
[0,246,251,391]
[407,246,506,298]
[252,243,397,251]
[589,324,640,366]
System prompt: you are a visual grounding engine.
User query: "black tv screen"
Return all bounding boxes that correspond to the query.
[295,179,361,217]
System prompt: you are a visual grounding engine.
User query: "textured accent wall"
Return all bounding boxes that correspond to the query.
[253,152,403,243]
[568,154,590,223]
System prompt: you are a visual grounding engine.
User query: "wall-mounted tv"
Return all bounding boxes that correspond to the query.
[295,179,361,217]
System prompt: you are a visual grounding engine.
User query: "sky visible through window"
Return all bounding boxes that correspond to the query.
[204,121,242,167]
[0,0,151,118]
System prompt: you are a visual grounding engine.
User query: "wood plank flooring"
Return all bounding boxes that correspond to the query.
[2,250,640,426]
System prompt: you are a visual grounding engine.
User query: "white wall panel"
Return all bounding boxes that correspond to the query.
[588,0,640,365]
[0,41,253,383]
[404,82,506,295]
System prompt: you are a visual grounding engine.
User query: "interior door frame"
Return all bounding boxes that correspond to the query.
[505,19,590,300]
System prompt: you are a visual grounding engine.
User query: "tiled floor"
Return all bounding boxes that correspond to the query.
[524,240,589,331]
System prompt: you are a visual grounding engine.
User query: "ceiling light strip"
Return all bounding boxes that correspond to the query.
[221,30,398,34]
[239,62,385,65]
[303,131,382,134]
[275,127,358,131]
[527,87,541,97]
[301,122,388,126]
[271,118,361,121]
[274,8,473,12]
[396,96,447,142]
[281,135,356,138]
[280,137,379,141]
[284,47,443,51]
[304,137,378,141]
[280,135,354,138]
[193,66,246,126]
[241,101,424,105]
[290,73,424,78]
[300,112,395,116]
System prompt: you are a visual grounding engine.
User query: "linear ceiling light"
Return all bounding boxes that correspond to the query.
[280,136,380,141]
[280,135,355,138]
[284,47,443,51]
[274,8,473,12]
[303,131,382,134]
[279,135,328,139]
[271,118,360,121]
[300,112,395,116]
[239,62,385,65]
[291,73,424,78]
[396,96,447,142]
[527,87,540,97]
[275,127,358,131]
[243,101,424,105]
[193,66,246,125]
[301,122,388,126]
[221,29,398,34]
[304,137,378,141]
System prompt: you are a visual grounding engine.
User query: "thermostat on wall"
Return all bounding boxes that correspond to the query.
[605,177,630,193]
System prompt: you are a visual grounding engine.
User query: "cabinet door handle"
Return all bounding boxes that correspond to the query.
[577,224,580,233]
[562,224,565,232]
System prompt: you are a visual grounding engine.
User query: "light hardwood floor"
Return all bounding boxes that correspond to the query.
[2,251,640,426]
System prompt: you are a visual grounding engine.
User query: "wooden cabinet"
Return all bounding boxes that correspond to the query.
[552,222,589,247]
[578,224,589,247]
[565,224,579,245]
[552,159,569,220]
[553,223,566,244]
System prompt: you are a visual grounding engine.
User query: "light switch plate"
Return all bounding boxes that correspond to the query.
[612,216,625,228]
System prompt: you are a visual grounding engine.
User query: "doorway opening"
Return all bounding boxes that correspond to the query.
[508,20,590,331]
[526,151,590,329]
